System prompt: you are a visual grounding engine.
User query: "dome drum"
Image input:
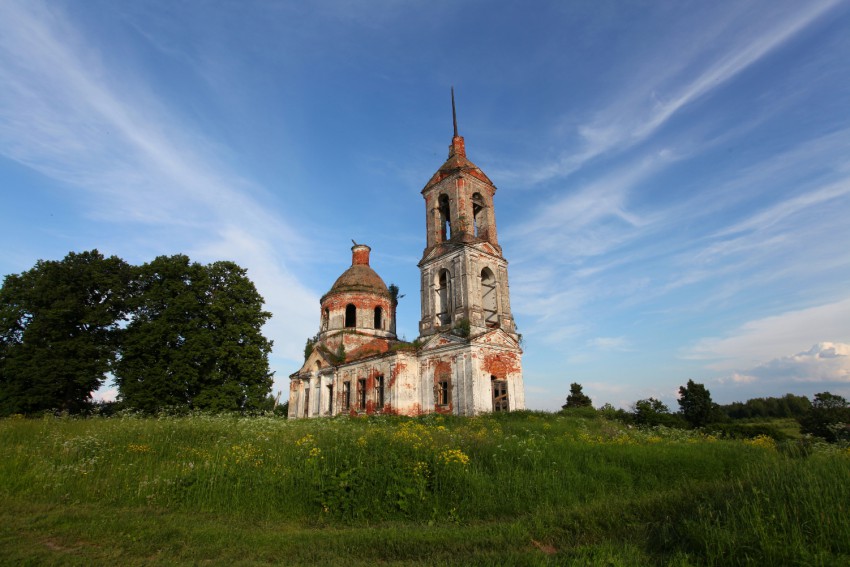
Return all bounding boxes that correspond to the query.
[319,292,395,339]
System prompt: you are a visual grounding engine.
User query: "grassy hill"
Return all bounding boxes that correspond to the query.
[1,411,848,565]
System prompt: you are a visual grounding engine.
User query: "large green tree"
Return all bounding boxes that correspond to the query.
[677,379,720,427]
[0,250,131,415]
[114,255,273,412]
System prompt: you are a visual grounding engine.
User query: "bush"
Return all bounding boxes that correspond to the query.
[798,392,850,442]
[706,422,791,441]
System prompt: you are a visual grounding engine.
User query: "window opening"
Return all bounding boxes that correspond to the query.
[322,307,329,330]
[376,375,385,409]
[327,385,334,415]
[343,382,351,410]
[345,304,356,328]
[437,380,450,406]
[357,378,367,411]
[438,194,451,241]
[436,269,452,325]
[374,306,383,329]
[303,388,310,417]
[481,267,498,327]
[491,376,509,412]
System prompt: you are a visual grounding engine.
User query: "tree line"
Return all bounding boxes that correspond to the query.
[0,250,274,416]
[562,381,850,443]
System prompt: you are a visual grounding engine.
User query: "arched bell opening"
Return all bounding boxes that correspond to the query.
[481,267,498,327]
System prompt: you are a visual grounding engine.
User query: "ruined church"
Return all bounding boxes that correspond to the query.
[289,96,525,417]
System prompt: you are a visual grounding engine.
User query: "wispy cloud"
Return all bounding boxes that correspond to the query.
[0,3,317,369]
[587,337,631,352]
[715,178,850,238]
[500,0,841,186]
[629,1,838,142]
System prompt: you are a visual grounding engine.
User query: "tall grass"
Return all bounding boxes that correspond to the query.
[1,411,848,565]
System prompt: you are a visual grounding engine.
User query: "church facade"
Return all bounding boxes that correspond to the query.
[288,100,524,417]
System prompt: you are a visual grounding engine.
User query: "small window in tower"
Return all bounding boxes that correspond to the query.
[345,304,356,328]
[357,378,367,411]
[437,380,450,406]
[376,375,385,409]
[322,307,329,330]
[343,381,351,410]
[374,306,383,329]
[438,194,451,241]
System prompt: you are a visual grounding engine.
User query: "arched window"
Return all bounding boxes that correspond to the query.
[345,304,356,328]
[438,194,451,241]
[481,267,498,327]
[322,307,329,330]
[435,269,452,325]
[472,193,486,238]
[374,306,383,329]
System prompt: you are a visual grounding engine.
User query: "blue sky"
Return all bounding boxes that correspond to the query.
[2,0,849,410]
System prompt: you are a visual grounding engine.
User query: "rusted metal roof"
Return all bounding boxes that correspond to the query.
[422,150,494,192]
[324,264,390,298]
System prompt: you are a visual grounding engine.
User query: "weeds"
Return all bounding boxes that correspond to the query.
[1,411,848,565]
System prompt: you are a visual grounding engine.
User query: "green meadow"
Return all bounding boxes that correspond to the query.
[1,411,848,566]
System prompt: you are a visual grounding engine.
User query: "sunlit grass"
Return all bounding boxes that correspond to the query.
[1,411,848,565]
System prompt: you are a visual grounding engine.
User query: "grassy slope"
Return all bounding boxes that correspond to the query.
[1,412,848,566]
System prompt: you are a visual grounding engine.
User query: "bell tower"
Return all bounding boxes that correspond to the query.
[418,89,518,339]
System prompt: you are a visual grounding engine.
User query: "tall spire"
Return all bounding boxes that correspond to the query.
[449,87,466,158]
[451,86,458,137]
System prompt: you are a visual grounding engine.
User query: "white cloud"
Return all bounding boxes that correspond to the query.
[720,373,759,384]
[687,297,850,371]
[717,343,850,389]
[749,342,850,383]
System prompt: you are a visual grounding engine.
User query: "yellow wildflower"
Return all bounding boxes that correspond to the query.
[439,448,470,466]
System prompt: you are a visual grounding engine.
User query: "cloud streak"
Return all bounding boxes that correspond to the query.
[0,3,317,370]
[502,0,841,186]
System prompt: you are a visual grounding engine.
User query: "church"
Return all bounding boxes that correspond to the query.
[288,95,525,417]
